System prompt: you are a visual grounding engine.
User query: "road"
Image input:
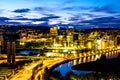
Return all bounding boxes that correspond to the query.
[10,57,65,80]
[10,60,42,80]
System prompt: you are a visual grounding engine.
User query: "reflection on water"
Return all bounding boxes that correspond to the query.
[53,53,118,77]
[54,59,91,76]
[19,50,39,55]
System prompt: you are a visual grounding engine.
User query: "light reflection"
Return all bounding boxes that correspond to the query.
[79,58,82,64]
[87,56,91,62]
[95,55,100,60]
[68,61,71,67]
[83,57,86,63]
[73,59,77,65]
[91,55,95,61]
[59,64,62,68]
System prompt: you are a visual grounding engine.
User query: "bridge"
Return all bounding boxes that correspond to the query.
[9,48,119,80]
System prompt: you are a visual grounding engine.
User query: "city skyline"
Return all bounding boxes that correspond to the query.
[0,0,120,28]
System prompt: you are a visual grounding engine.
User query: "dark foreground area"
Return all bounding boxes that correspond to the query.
[72,54,120,72]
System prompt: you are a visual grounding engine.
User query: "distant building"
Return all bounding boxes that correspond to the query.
[50,26,58,36]
[3,33,20,65]
[20,32,27,39]
[116,35,120,46]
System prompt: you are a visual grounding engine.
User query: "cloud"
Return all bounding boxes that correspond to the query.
[0,17,22,25]
[62,5,118,14]
[68,13,100,23]
[42,14,57,17]
[53,16,120,29]
[1,15,120,29]
[32,21,45,24]
[1,6,119,29]
[62,0,76,7]
[0,9,4,13]
[84,17,118,23]
[81,13,99,18]
[15,14,60,21]
[13,8,31,13]
[6,22,22,25]
[91,5,117,14]
[62,6,91,11]
[5,14,60,25]
[13,15,60,21]
[0,17,10,25]
[34,7,54,12]
[79,16,120,28]
[0,17,10,20]
[64,0,75,4]
[13,16,25,19]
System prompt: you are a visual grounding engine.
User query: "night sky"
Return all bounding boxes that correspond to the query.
[0,0,120,29]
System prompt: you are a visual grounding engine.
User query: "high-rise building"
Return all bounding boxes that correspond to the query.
[4,33,19,65]
[7,41,16,65]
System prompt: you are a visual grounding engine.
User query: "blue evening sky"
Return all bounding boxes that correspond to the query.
[0,0,120,28]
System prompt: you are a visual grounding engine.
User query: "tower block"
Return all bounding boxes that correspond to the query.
[7,41,16,65]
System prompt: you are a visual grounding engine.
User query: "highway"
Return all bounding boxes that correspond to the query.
[9,57,65,80]
[10,60,42,80]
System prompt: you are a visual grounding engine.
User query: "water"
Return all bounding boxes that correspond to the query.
[19,50,39,55]
[53,54,118,77]
[53,59,91,77]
